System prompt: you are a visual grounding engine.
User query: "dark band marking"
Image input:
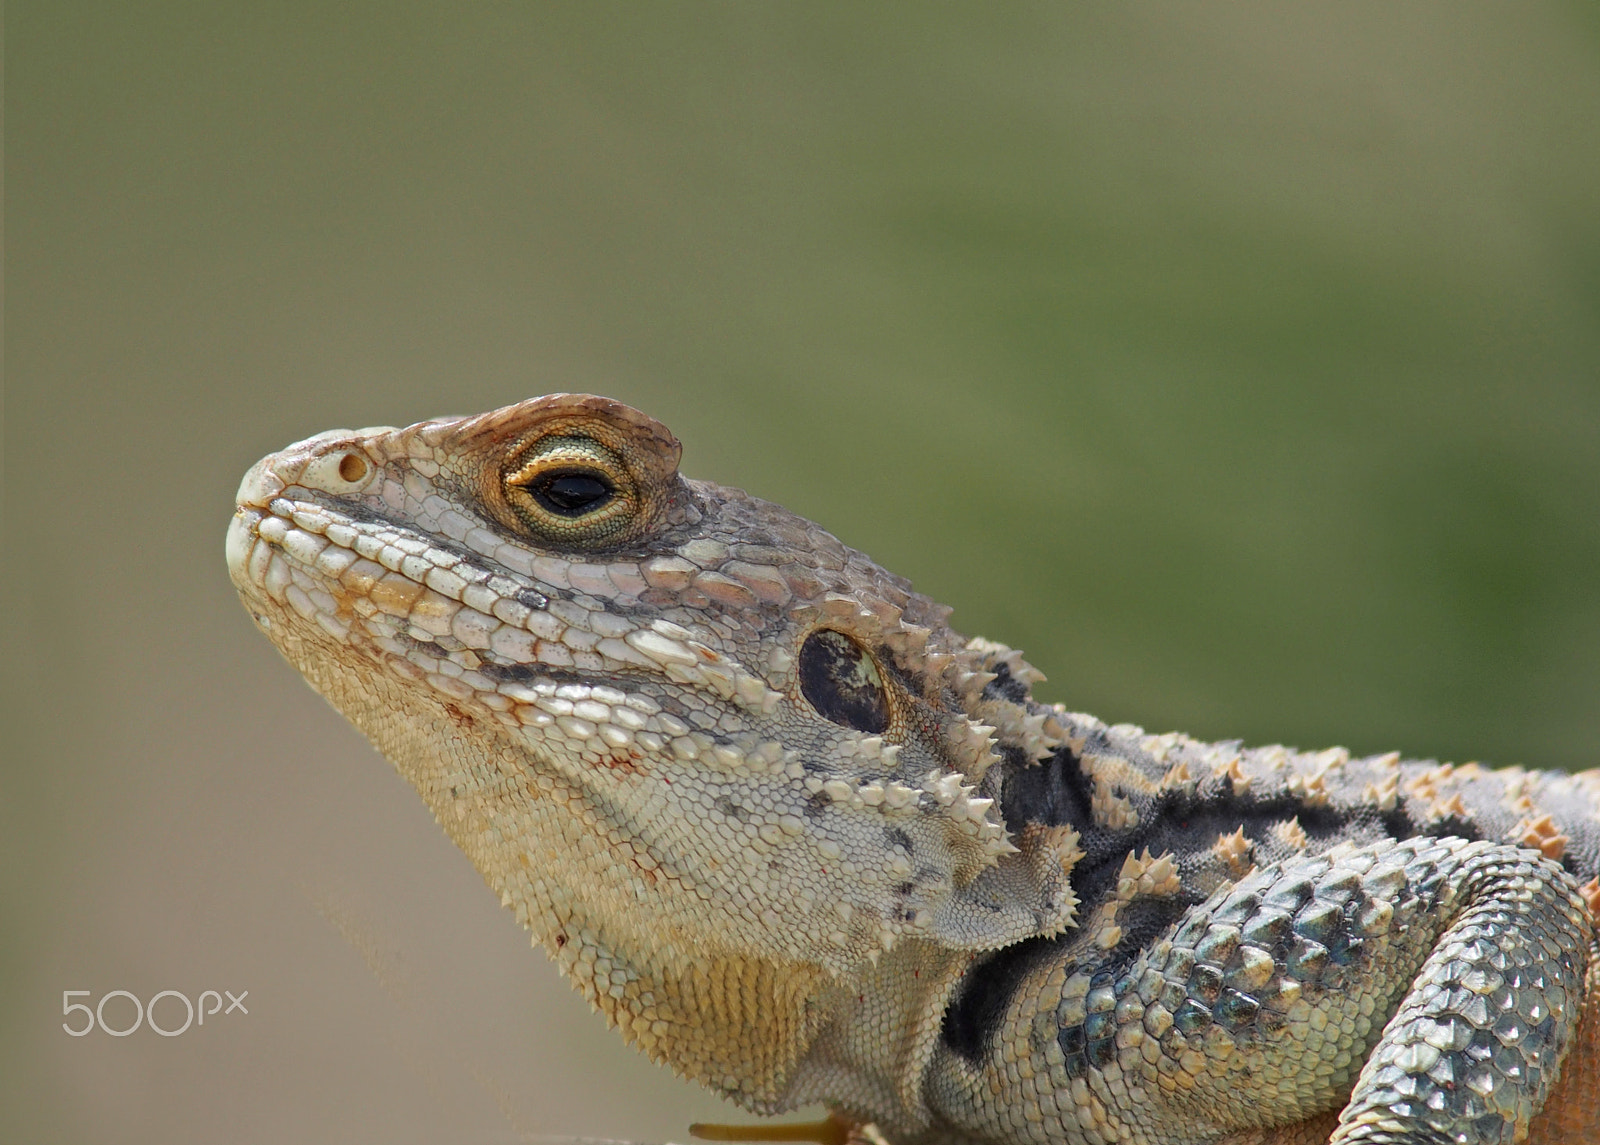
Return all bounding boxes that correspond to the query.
[942,936,1062,1065]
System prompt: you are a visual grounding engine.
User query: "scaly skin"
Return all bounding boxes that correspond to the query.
[227,394,1600,1144]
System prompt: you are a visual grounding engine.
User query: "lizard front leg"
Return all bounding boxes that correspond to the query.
[1326,842,1593,1144]
[928,837,1593,1145]
[1164,837,1593,1145]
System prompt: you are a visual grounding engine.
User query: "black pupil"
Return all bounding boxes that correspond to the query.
[798,630,889,734]
[528,471,614,517]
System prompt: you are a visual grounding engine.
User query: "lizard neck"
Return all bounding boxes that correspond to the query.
[784,941,977,1134]
[405,730,850,1113]
[296,638,964,1120]
[430,758,846,1111]
[548,919,846,1113]
[508,834,972,1127]
[515,869,970,1125]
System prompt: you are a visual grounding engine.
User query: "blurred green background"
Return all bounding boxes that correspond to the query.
[6,4,1599,1142]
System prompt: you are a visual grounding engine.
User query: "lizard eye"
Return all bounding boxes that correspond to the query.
[502,434,635,543]
[525,469,615,517]
[799,630,890,734]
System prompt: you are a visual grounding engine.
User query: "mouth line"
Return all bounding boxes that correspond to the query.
[232,495,737,768]
[236,481,553,599]
[226,480,742,711]
[228,484,573,664]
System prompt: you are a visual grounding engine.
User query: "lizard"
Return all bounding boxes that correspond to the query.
[226,392,1600,1145]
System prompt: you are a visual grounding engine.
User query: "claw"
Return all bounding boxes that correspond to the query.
[690,1112,855,1145]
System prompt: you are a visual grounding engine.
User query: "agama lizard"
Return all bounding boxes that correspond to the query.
[227,393,1600,1144]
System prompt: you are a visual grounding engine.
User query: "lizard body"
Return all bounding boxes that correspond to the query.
[227,394,1600,1144]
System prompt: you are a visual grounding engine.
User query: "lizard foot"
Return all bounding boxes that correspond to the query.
[690,1112,857,1145]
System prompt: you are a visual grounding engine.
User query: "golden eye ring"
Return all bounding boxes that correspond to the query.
[500,434,638,544]
[457,394,684,551]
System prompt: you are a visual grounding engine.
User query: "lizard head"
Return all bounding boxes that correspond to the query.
[228,393,1081,1104]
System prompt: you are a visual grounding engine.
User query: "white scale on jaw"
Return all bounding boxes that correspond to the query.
[236,492,803,772]
[241,502,1017,843]
[234,496,1027,858]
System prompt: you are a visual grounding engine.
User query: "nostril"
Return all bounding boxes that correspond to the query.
[300,448,375,493]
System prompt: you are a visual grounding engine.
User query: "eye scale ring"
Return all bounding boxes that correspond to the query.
[499,433,638,544]
[455,394,684,552]
[798,629,890,734]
